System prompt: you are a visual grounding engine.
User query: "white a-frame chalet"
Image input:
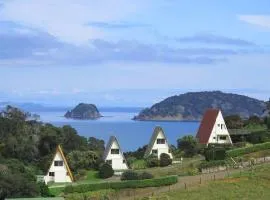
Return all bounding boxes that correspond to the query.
[43,145,74,184]
[144,126,173,159]
[103,136,128,171]
[196,109,232,145]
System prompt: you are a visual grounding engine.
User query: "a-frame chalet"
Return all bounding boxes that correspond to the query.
[196,109,232,145]
[144,126,173,159]
[103,136,128,171]
[43,145,74,184]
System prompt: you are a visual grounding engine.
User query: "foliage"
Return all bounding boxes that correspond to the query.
[246,130,270,144]
[67,150,98,172]
[267,117,270,130]
[88,137,105,156]
[199,160,227,170]
[159,153,172,167]
[129,158,147,169]
[177,135,198,157]
[204,147,226,161]
[121,170,139,180]
[225,115,244,129]
[125,145,148,160]
[64,176,178,194]
[145,154,159,168]
[226,142,270,157]
[121,171,154,181]
[64,189,115,200]
[98,163,114,179]
[39,182,53,197]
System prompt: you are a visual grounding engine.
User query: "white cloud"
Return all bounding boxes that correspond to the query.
[239,15,270,29]
[0,0,145,45]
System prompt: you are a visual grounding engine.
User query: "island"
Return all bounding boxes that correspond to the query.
[133,91,266,121]
[64,103,102,120]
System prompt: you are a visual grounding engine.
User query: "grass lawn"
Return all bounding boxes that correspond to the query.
[144,163,270,200]
[131,159,147,169]
[135,155,203,177]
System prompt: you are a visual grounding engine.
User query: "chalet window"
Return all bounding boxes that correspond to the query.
[219,136,227,140]
[152,149,158,154]
[218,124,220,127]
[106,160,112,165]
[49,172,55,177]
[168,149,171,153]
[66,172,69,176]
[157,139,166,144]
[123,159,126,163]
[111,149,120,154]
[54,161,64,166]
[221,124,223,129]
[213,137,216,139]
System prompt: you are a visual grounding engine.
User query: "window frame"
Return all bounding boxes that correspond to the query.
[54,160,64,167]
[157,138,166,144]
[111,148,120,154]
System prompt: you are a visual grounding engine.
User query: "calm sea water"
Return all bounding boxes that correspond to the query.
[37,110,200,151]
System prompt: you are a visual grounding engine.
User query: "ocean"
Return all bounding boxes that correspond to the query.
[36,108,200,151]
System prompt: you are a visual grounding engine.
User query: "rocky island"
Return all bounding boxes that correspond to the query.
[64,103,102,120]
[133,91,266,121]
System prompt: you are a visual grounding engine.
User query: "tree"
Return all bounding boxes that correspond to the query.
[125,145,147,160]
[67,150,98,172]
[159,153,172,167]
[88,137,105,156]
[267,117,270,130]
[225,115,244,129]
[177,135,198,157]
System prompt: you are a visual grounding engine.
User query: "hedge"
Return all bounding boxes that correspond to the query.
[204,148,226,161]
[64,175,178,194]
[199,160,227,170]
[226,142,270,158]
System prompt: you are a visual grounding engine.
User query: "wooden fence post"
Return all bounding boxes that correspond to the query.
[185,183,187,190]
[200,177,202,184]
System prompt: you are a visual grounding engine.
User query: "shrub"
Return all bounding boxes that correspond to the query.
[199,160,227,170]
[38,182,53,197]
[145,154,159,168]
[64,176,178,194]
[226,142,270,158]
[247,131,270,144]
[159,153,172,167]
[204,147,226,161]
[177,135,198,157]
[121,170,139,181]
[98,163,114,179]
[139,172,154,180]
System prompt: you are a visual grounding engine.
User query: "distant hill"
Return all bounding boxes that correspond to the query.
[64,103,102,120]
[133,91,267,121]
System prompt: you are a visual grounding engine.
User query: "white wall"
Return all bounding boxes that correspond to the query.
[208,111,232,145]
[44,151,72,184]
[105,140,128,170]
[151,131,173,159]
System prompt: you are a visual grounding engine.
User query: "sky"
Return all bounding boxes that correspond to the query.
[0,0,270,107]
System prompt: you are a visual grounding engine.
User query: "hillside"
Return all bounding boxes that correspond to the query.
[133,91,266,121]
[64,103,102,120]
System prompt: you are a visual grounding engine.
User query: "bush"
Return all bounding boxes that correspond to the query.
[145,154,159,168]
[38,182,53,197]
[139,172,154,180]
[226,142,270,158]
[199,160,227,170]
[98,163,114,179]
[121,170,139,181]
[177,135,198,157]
[159,153,172,167]
[204,147,226,161]
[64,175,178,194]
[247,131,270,144]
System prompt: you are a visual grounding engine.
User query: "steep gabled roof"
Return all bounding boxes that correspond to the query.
[103,136,127,162]
[144,126,169,157]
[196,109,220,144]
[47,145,74,182]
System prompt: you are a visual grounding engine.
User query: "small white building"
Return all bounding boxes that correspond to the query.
[144,126,173,159]
[103,136,128,171]
[196,109,232,145]
[43,145,74,184]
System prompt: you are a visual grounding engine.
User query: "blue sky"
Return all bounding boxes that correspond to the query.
[0,0,270,107]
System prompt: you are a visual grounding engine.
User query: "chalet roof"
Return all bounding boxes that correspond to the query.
[103,136,127,162]
[144,126,170,157]
[47,145,74,182]
[196,109,220,144]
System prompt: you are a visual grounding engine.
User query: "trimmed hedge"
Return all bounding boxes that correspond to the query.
[199,160,227,170]
[204,148,226,161]
[64,175,178,194]
[226,142,270,158]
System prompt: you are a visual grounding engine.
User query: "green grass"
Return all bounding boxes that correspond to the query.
[144,163,270,200]
[135,155,203,177]
[131,159,147,169]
